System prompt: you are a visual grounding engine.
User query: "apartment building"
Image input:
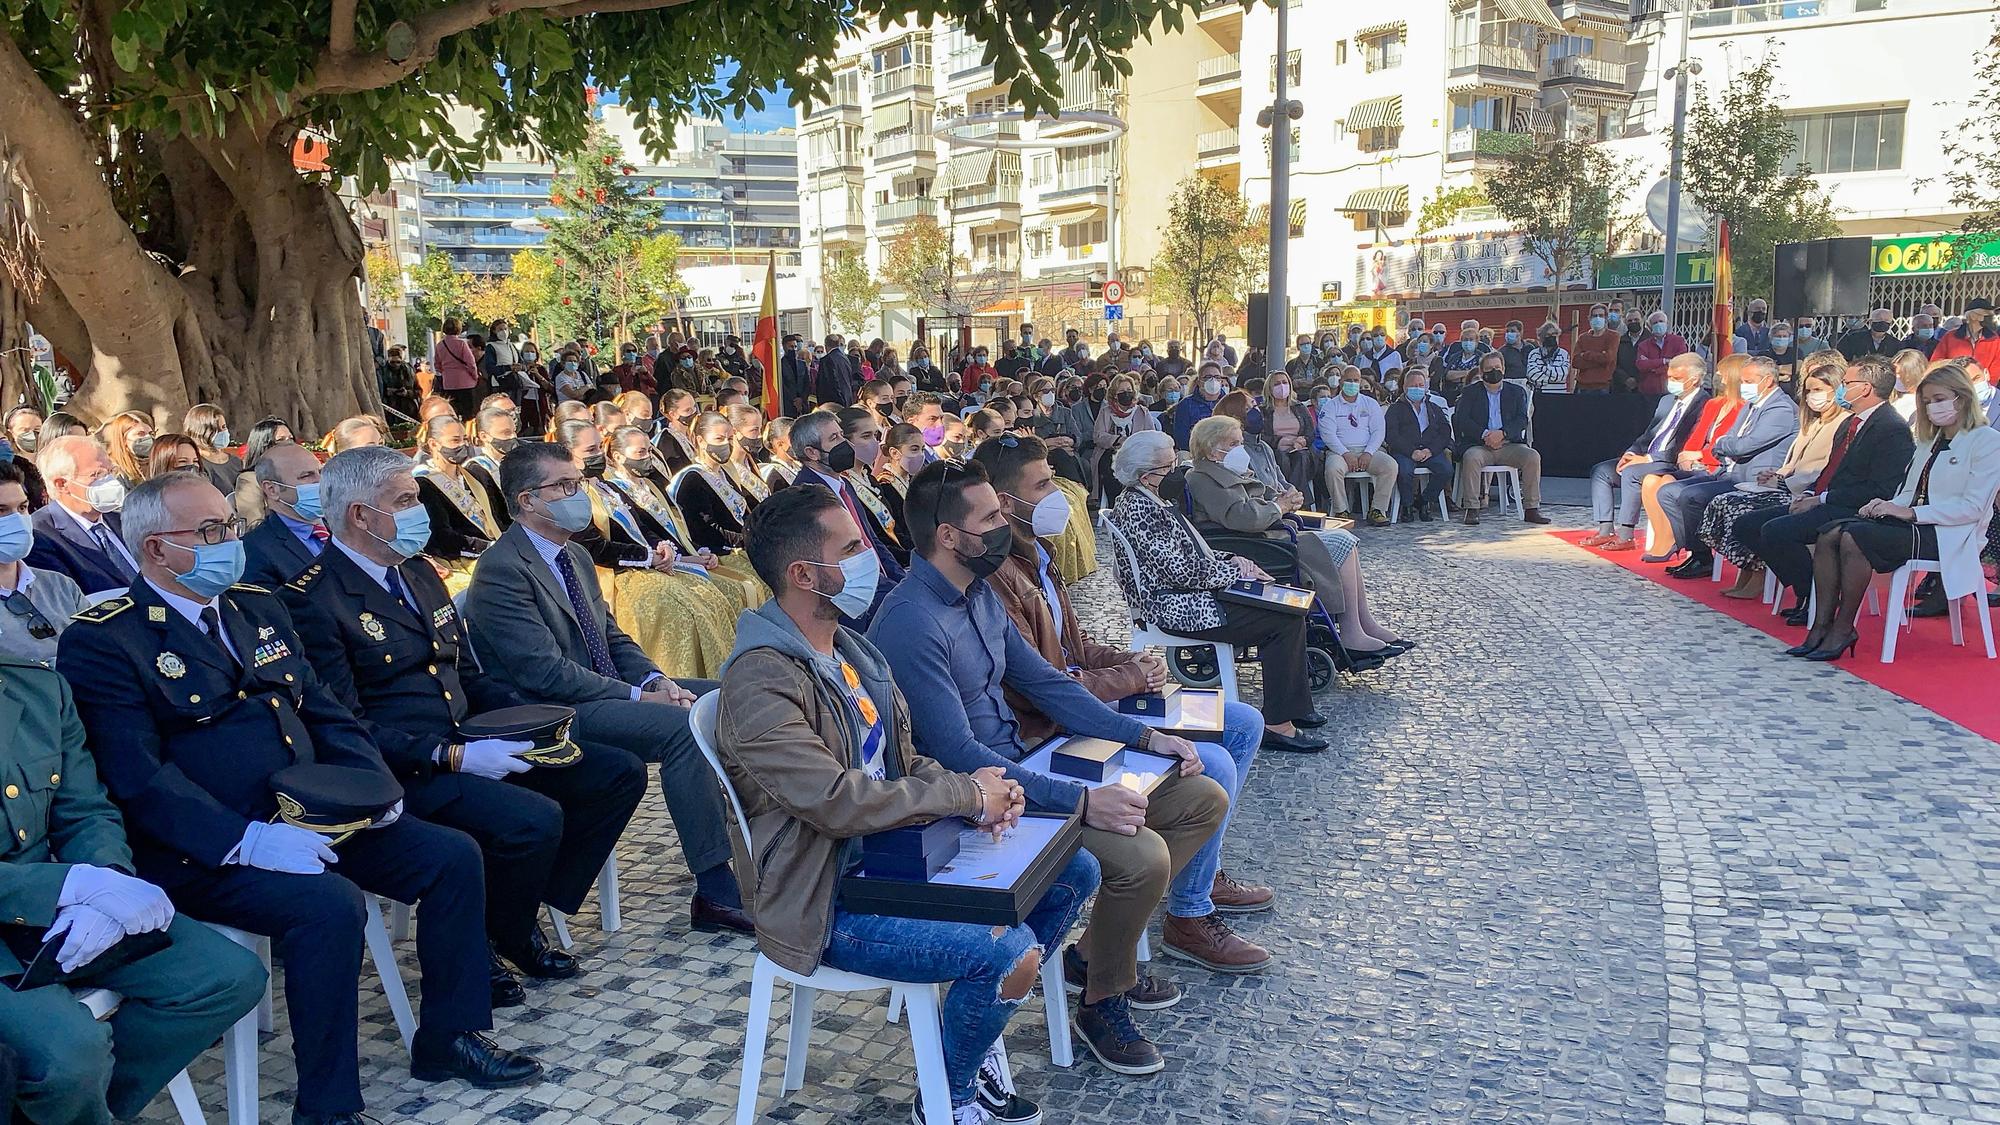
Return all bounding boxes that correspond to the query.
[416,104,800,276]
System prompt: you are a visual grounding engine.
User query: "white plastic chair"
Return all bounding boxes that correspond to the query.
[1339,470,1373,518]
[685,692,957,1124]
[1880,558,1996,663]
[1099,518,1241,701]
[1384,468,1450,524]
[73,987,207,1124]
[396,853,622,952]
[1480,465,1524,519]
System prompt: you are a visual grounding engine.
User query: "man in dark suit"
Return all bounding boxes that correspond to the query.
[281,447,646,1004]
[788,410,903,625]
[24,435,139,595]
[1582,352,1709,550]
[241,441,327,588]
[1738,354,1917,624]
[57,472,540,1125]
[1383,369,1454,521]
[462,443,747,933]
[814,333,854,407]
[779,333,812,417]
[1452,353,1551,526]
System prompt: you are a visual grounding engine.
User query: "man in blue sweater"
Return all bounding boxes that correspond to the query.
[871,459,1227,1078]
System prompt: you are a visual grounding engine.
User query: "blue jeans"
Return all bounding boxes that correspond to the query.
[1392,453,1450,509]
[824,849,1100,1106]
[1166,700,1263,917]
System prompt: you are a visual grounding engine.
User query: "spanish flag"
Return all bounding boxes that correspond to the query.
[754,250,780,418]
[1713,219,1733,360]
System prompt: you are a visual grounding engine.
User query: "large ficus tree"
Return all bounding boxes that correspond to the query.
[0,0,1212,433]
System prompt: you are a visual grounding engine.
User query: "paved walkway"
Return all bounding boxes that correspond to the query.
[148,508,2000,1124]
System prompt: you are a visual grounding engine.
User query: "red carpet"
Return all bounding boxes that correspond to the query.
[1550,529,2000,743]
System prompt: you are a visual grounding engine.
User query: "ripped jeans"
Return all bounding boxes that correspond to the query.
[823,849,1101,1105]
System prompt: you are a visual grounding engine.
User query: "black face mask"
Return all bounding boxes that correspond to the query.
[1870,321,1892,334]
[1540,335,1559,348]
[489,437,520,455]
[440,444,474,466]
[1115,390,1137,407]
[739,438,765,455]
[582,455,607,479]
[1749,310,1766,323]
[949,523,1013,579]
[624,456,659,476]
[704,442,735,463]
[1482,370,1504,385]
[821,440,857,474]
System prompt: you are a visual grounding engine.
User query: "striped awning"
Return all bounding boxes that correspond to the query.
[1354,19,1406,40]
[872,100,911,134]
[1493,0,1562,30]
[1345,95,1403,131]
[1341,185,1410,214]
[1287,198,1307,237]
[946,151,996,190]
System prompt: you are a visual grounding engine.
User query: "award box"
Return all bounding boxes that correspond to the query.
[838,812,1084,927]
[1116,683,1180,718]
[1218,579,1315,616]
[859,817,965,881]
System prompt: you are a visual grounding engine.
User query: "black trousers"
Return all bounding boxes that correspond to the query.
[571,678,732,877]
[164,816,488,1114]
[1176,602,1314,724]
[1736,501,1860,596]
[403,742,645,951]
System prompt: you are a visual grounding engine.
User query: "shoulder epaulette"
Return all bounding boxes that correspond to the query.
[285,563,324,594]
[228,583,270,595]
[70,597,132,624]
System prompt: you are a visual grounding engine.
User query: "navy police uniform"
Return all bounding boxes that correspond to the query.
[55,579,492,1115]
[280,544,644,964]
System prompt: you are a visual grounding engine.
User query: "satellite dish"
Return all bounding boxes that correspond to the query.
[1645,177,1710,246]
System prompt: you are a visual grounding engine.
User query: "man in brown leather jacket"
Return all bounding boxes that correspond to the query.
[715,483,1100,1124]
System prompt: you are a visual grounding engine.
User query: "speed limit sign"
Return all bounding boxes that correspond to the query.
[1102,278,1124,305]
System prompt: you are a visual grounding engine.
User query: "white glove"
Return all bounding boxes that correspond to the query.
[58,864,173,934]
[46,903,125,973]
[459,739,534,780]
[234,821,338,874]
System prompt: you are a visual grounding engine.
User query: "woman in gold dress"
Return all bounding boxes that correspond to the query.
[605,424,768,614]
[412,416,502,598]
[671,412,762,553]
[761,417,800,491]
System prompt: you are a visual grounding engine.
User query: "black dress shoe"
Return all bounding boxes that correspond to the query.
[410,1030,543,1089]
[498,925,579,980]
[1804,632,1859,662]
[1293,710,1328,729]
[1383,639,1416,654]
[1781,603,1810,626]
[691,895,754,935]
[1261,729,1328,753]
[489,954,526,1009]
[1665,554,1712,579]
[1910,591,1950,618]
[291,1111,367,1125]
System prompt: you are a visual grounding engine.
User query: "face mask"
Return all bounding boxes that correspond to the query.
[1075,348,1090,361]
[1482,371,1504,386]
[1461,339,1477,351]
[565,361,580,373]
[1870,321,1892,335]
[1405,386,1427,403]
[490,437,521,455]
[286,481,324,521]
[1771,336,1792,351]
[1798,325,1815,339]
[1833,383,1853,410]
[1918,327,1936,341]
[1750,311,1766,323]
[541,489,594,533]
[0,511,33,564]
[1740,382,1762,404]
[808,550,880,618]
[1039,392,1056,408]
[523,351,539,363]
[15,431,36,454]
[160,537,246,599]
[1540,335,1559,348]
[1650,323,1669,337]
[1926,399,1959,427]
[920,424,945,447]
[1416,341,1432,356]
[1608,316,1624,329]
[1590,316,1606,331]
[821,440,857,474]
[131,435,155,458]
[212,430,232,450]
[948,523,1012,579]
[1243,408,1264,436]
[1114,391,1137,407]
[1431,331,1446,343]
[1219,446,1253,474]
[1806,390,1833,411]
[1014,489,1073,537]
[364,502,432,560]
[580,454,608,478]
[704,442,735,463]
[1141,347,1153,359]
[1666,378,1687,396]
[622,353,637,364]
[623,454,660,475]
[1164,390,1183,404]
[1341,381,1360,398]
[1363,341,1378,355]
[84,477,126,513]
[1202,379,1222,397]
[1270,383,1290,399]
[1298,344,1314,358]
[439,444,474,466]
[1316,395,1333,410]
[1504,331,1520,346]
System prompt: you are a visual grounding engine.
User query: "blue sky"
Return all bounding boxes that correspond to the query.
[715,62,792,132]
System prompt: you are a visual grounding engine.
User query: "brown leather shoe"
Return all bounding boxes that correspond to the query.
[1523,507,1552,525]
[690,895,754,935]
[1210,870,1274,914]
[1161,913,1271,974]
[1462,508,1481,526]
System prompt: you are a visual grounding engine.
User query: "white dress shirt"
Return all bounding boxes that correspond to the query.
[52,499,141,574]
[521,523,658,699]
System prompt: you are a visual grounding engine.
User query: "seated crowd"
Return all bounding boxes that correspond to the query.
[0,335,1377,1125]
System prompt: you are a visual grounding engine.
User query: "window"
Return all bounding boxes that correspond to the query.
[1025,228,1053,257]
[1547,34,1593,60]
[1349,210,1408,232]
[1260,127,1302,164]
[1268,50,1302,90]
[1030,153,1055,187]
[1784,107,1905,174]
[1363,31,1404,72]
[1451,96,1505,132]
[1450,8,1478,49]
[1334,40,1348,65]
[1356,126,1403,153]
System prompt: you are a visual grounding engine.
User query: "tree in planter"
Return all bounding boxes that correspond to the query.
[0,0,1187,433]
[822,252,882,338]
[1148,174,1265,343]
[1485,140,1631,324]
[1682,52,1840,303]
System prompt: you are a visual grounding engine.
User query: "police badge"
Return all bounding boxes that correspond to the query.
[156,652,187,679]
[360,613,387,642]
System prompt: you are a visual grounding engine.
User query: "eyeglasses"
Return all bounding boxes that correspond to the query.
[2,593,54,640]
[927,459,971,531]
[158,517,246,545]
[530,476,583,498]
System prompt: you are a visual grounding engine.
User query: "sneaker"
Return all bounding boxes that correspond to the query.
[1074,995,1164,1076]
[1366,508,1390,527]
[1061,944,1181,1010]
[1210,870,1275,914]
[975,1046,1042,1125]
[911,1100,992,1125]
[1161,912,1273,974]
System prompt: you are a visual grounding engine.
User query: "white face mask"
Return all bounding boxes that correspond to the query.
[83,476,127,513]
[1270,383,1291,399]
[1740,381,1761,404]
[1666,378,1687,397]
[1219,446,1253,474]
[809,550,881,619]
[1926,399,1960,427]
[1806,390,1833,412]
[1019,489,1073,537]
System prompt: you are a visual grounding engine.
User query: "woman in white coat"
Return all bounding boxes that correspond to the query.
[1790,363,2000,661]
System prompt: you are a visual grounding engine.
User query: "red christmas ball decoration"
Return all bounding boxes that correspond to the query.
[562,297,572,306]
[602,155,614,166]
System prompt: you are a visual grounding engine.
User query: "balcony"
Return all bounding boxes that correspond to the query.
[1445,128,1536,164]
[1196,52,1242,86]
[1041,174,1111,212]
[1542,53,1629,90]
[1446,43,1541,91]
[945,44,994,87]
[1195,127,1241,168]
[803,98,862,124]
[1198,0,1244,35]
[1690,0,1887,29]
[872,66,934,101]
[877,198,939,227]
[955,183,1022,225]
[812,211,868,246]
[874,132,938,171]
[807,151,864,180]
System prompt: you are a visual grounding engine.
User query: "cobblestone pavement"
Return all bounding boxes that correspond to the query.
[147,505,2000,1124]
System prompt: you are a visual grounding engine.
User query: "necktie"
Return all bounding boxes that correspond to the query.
[92,523,136,584]
[199,606,237,667]
[835,481,876,549]
[381,563,412,616]
[1810,416,1861,493]
[310,524,330,542]
[552,547,618,678]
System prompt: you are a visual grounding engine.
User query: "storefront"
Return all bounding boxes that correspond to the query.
[1364,230,1597,336]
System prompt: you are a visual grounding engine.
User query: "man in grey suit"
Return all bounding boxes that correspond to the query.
[1660,355,1801,578]
[462,442,749,934]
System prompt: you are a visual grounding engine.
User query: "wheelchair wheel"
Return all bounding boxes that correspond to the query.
[1168,646,1223,689]
[1307,646,1337,693]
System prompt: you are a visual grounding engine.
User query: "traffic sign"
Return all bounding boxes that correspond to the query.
[1104,304,1124,321]
[1102,278,1125,305]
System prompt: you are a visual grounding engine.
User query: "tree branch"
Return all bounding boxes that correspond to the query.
[306,0,697,97]
[327,0,359,55]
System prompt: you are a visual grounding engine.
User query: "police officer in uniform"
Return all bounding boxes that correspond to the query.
[280,448,645,1003]
[0,650,266,1124]
[56,473,541,1125]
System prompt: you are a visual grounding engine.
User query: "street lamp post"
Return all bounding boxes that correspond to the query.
[1660,0,1699,327]
[1258,1,1302,360]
